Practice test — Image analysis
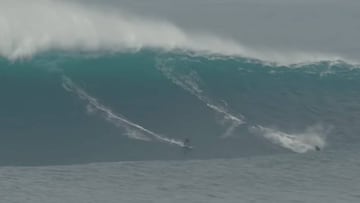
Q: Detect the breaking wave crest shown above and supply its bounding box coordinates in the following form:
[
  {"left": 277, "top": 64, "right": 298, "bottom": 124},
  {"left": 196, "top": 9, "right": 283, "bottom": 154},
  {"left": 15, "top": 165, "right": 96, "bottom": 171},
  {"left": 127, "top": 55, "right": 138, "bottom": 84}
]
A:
[{"left": 0, "top": 0, "right": 350, "bottom": 65}]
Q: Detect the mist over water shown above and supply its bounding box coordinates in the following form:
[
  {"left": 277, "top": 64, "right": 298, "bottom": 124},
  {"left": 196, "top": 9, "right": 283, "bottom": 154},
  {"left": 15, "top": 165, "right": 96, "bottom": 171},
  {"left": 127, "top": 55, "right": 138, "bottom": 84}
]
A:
[{"left": 0, "top": 0, "right": 351, "bottom": 65}]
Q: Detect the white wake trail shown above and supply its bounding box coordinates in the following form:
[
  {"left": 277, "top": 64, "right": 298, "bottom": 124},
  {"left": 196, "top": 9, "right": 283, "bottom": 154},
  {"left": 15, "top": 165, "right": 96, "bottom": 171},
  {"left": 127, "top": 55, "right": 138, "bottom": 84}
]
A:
[
  {"left": 61, "top": 75, "right": 185, "bottom": 147},
  {"left": 156, "top": 59, "right": 245, "bottom": 137}
]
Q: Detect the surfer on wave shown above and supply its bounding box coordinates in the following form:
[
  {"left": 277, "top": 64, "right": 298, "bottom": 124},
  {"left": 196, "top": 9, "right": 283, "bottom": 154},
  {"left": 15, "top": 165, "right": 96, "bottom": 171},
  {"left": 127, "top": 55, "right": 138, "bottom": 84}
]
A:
[{"left": 182, "top": 138, "right": 192, "bottom": 154}]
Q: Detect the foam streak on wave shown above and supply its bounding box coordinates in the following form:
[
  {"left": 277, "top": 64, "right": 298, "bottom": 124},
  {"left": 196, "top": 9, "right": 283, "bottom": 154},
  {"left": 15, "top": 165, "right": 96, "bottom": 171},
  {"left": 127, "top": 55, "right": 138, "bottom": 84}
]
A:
[
  {"left": 156, "top": 59, "right": 245, "bottom": 137},
  {"left": 61, "top": 75, "right": 185, "bottom": 147},
  {"left": 0, "top": 0, "right": 348, "bottom": 65}
]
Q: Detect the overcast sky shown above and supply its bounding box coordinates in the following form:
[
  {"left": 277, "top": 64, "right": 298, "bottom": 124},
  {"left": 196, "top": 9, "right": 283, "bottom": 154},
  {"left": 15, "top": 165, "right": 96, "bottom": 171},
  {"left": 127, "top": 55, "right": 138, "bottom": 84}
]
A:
[{"left": 67, "top": 0, "right": 360, "bottom": 61}]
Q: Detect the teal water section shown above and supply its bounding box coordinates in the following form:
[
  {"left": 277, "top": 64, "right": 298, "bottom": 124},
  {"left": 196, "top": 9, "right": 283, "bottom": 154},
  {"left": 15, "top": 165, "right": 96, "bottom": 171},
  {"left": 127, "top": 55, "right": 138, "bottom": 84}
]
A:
[{"left": 0, "top": 51, "right": 360, "bottom": 165}]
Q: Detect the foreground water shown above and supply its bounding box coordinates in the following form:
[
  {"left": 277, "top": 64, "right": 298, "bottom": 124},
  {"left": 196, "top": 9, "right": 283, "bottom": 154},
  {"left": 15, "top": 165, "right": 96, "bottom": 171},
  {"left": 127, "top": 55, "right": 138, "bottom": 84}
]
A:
[{"left": 1, "top": 147, "right": 359, "bottom": 203}]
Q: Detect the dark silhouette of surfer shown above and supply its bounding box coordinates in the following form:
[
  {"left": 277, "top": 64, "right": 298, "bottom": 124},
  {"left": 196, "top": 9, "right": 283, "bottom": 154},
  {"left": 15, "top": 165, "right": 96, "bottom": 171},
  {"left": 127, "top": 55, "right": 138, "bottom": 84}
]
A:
[
  {"left": 182, "top": 138, "right": 192, "bottom": 154},
  {"left": 315, "top": 145, "right": 321, "bottom": 151},
  {"left": 183, "top": 138, "right": 190, "bottom": 146}
]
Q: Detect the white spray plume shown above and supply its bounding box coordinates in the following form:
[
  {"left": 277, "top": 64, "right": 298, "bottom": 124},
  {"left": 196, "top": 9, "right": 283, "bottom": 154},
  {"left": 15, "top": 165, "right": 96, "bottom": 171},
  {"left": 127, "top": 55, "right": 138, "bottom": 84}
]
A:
[
  {"left": 0, "top": 0, "right": 349, "bottom": 65},
  {"left": 250, "top": 125, "right": 329, "bottom": 153}
]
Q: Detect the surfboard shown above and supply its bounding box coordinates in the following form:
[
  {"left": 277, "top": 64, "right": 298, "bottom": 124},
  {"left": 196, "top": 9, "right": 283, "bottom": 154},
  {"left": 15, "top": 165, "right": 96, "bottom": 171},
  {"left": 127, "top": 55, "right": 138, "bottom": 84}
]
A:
[{"left": 183, "top": 145, "right": 193, "bottom": 150}]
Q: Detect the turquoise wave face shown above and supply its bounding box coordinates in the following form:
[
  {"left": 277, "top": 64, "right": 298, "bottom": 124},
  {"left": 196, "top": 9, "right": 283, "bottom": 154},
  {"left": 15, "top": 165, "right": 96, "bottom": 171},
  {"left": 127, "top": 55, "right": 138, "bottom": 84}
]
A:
[{"left": 0, "top": 51, "right": 359, "bottom": 165}]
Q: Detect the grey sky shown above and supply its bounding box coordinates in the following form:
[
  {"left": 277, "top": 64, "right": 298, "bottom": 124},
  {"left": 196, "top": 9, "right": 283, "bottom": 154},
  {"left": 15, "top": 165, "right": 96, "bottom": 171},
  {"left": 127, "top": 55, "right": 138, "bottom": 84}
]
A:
[{"left": 69, "top": 0, "right": 360, "bottom": 61}]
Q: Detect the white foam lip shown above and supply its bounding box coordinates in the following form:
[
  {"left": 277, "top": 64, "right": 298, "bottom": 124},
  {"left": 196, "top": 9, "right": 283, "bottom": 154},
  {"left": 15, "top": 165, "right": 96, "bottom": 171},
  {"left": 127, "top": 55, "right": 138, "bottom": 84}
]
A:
[{"left": 0, "top": 0, "right": 354, "bottom": 65}]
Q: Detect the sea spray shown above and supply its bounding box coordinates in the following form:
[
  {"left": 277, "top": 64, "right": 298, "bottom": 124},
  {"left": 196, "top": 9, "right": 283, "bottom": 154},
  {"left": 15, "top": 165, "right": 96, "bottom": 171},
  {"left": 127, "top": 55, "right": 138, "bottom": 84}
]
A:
[
  {"left": 249, "top": 125, "right": 328, "bottom": 153},
  {"left": 0, "top": 0, "right": 346, "bottom": 65}
]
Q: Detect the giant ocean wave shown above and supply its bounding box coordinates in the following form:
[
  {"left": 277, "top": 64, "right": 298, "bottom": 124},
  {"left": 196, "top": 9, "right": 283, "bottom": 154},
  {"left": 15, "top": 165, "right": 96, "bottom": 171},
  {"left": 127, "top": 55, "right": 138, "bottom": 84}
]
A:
[
  {"left": 1, "top": 51, "right": 360, "bottom": 165},
  {"left": 1, "top": 0, "right": 360, "bottom": 166}
]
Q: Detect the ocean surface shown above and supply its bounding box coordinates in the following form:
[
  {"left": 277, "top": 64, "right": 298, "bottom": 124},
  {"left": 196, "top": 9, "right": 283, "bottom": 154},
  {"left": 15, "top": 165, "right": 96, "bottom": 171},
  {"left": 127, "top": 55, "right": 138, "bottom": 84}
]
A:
[
  {"left": 1, "top": 1, "right": 360, "bottom": 202},
  {"left": 1, "top": 150, "right": 359, "bottom": 203}
]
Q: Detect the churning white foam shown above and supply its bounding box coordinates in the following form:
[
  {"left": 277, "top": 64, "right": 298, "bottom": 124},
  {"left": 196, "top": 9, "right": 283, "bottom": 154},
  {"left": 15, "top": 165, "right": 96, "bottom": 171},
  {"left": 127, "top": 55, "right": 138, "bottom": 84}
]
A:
[
  {"left": 61, "top": 75, "right": 185, "bottom": 147},
  {"left": 0, "top": 0, "right": 349, "bottom": 65},
  {"left": 250, "top": 125, "right": 328, "bottom": 153}
]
